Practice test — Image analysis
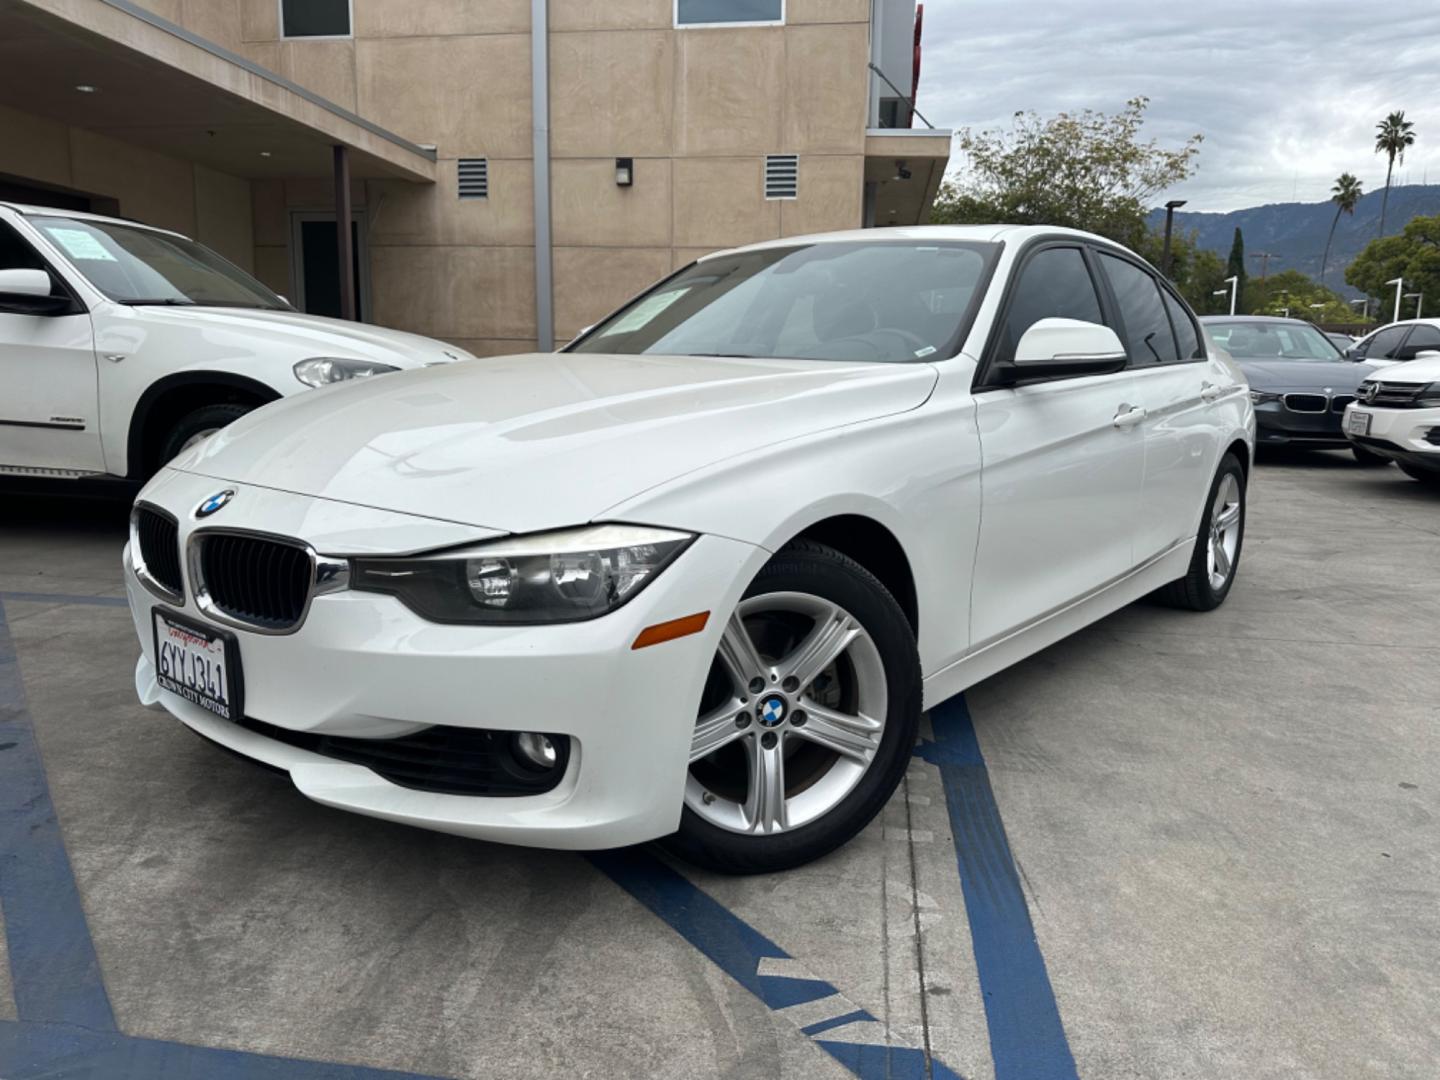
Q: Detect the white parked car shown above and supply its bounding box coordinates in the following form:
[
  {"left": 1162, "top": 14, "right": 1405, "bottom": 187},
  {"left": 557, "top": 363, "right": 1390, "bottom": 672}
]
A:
[
  {"left": 1342, "top": 318, "right": 1440, "bottom": 368},
  {"left": 0, "top": 203, "right": 471, "bottom": 482},
  {"left": 124, "top": 226, "right": 1255, "bottom": 873},
  {"left": 1343, "top": 353, "right": 1440, "bottom": 486}
]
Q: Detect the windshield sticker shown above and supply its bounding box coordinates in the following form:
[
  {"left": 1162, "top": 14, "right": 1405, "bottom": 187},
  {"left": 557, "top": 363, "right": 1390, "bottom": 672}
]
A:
[
  {"left": 914, "top": 345, "right": 937, "bottom": 357},
  {"left": 44, "top": 228, "right": 117, "bottom": 262},
  {"left": 605, "top": 288, "right": 688, "bottom": 334}
]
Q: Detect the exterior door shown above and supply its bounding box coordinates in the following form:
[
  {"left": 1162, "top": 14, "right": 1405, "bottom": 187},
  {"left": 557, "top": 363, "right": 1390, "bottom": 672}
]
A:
[
  {"left": 289, "top": 210, "right": 369, "bottom": 320},
  {"left": 969, "top": 244, "right": 1146, "bottom": 647},
  {"left": 1094, "top": 251, "right": 1215, "bottom": 563},
  {"left": 0, "top": 218, "right": 101, "bottom": 473}
]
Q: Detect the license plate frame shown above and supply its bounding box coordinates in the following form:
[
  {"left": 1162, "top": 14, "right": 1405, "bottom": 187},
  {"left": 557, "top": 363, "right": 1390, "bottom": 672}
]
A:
[
  {"left": 1346, "top": 410, "right": 1371, "bottom": 437},
  {"left": 152, "top": 607, "right": 244, "bottom": 722}
]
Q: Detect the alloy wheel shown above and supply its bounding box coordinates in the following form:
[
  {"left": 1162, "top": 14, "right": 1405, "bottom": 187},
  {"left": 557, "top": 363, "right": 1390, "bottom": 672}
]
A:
[
  {"left": 685, "top": 592, "right": 888, "bottom": 836},
  {"left": 1207, "top": 473, "right": 1242, "bottom": 591}
]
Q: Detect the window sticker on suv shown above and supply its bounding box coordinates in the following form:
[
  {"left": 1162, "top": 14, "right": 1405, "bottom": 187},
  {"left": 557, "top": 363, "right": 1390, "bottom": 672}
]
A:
[{"left": 44, "top": 227, "right": 117, "bottom": 262}]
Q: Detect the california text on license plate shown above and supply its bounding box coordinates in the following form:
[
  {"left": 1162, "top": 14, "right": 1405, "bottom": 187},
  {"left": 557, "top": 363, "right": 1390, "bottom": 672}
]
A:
[
  {"left": 1346, "top": 411, "right": 1371, "bottom": 436},
  {"left": 152, "top": 609, "right": 242, "bottom": 721}
]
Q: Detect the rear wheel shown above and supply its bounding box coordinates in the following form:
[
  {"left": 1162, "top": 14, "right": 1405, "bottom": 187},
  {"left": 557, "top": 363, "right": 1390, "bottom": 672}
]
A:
[
  {"left": 1398, "top": 461, "right": 1440, "bottom": 488},
  {"left": 158, "top": 403, "right": 253, "bottom": 466},
  {"left": 1352, "top": 445, "right": 1391, "bottom": 467},
  {"left": 666, "top": 541, "right": 921, "bottom": 875},
  {"left": 1157, "top": 453, "right": 1246, "bottom": 611}
]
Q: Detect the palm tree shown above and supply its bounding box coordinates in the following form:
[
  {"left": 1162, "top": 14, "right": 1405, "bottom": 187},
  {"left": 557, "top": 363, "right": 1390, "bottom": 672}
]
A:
[
  {"left": 1320, "top": 173, "right": 1363, "bottom": 285},
  {"left": 1374, "top": 110, "right": 1416, "bottom": 238}
]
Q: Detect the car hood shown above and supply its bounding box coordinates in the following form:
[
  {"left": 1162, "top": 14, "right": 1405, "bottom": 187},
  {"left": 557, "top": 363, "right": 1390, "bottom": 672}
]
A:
[
  {"left": 1361, "top": 355, "right": 1440, "bottom": 385},
  {"left": 116, "top": 304, "right": 475, "bottom": 368},
  {"left": 170, "top": 352, "right": 939, "bottom": 535},
  {"left": 1235, "top": 359, "right": 1376, "bottom": 391}
]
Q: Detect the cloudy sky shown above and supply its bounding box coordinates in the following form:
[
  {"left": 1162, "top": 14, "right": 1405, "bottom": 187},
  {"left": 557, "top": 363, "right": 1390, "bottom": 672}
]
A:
[{"left": 917, "top": 0, "right": 1440, "bottom": 212}]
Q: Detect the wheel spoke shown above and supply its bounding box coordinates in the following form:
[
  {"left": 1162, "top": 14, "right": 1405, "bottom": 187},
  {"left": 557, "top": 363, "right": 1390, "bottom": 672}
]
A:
[
  {"left": 1215, "top": 503, "right": 1241, "bottom": 531},
  {"left": 717, "top": 612, "right": 769, "bottom": 690},
  {"left": 743, "top": 734, "right": 787, "bottom": 834},
  {"left": 1212, "top": 539, "right": 1232, "bottom": 579},
  {"left": 690, "top": 700, "right": 746, "bottom": 762},
  {"left": 794, "top": 702, "right": 882, "bottom": 762},
  {"left": 779, "top": 603, "right": 861, "bottom": 690}
]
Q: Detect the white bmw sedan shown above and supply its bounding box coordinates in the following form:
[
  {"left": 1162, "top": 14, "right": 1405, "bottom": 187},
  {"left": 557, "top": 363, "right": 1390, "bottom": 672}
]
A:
[{"left": 124, "top": 226, "right": 1254, "bottom": 873}]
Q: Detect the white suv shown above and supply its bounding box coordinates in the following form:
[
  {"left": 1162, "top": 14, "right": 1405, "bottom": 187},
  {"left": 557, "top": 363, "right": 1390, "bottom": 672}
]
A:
[
  {"left": 1344, "top": 353, "right": 1440, "bottom": 486},
  {"left": 0, "top": 203, "right": 473, "bottom": 482}
]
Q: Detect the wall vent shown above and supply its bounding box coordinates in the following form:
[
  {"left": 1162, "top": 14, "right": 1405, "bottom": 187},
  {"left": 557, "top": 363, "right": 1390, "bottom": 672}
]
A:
[
  {"left": 764, "top": 154, "right": 799, "bottom": 200},
  {"left": 458, "top": 158, "right": 489, "bottom": 199}
]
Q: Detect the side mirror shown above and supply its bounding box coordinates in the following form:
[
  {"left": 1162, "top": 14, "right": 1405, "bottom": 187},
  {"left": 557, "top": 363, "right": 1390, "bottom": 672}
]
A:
[
  {"left": 1001, "top": 318, "right": 1128, "bottom": 382},
  {"left": 0, "top": 268, "right": 73, "bottom": 316}
]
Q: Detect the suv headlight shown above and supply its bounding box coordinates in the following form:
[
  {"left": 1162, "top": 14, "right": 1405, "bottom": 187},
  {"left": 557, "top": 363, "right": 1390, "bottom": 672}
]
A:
[
  {"left": 293, "top": 357, "right": 399, "bottom": 387},
  {"left": 350, "top": 524, "right": 695, "bottom": 624},
  {"left": 1249, "top": 390, "right": 1280, "bottom": 404},
  {"left": 1417, "top": 381, "right": 1440, "bottom": 407}
]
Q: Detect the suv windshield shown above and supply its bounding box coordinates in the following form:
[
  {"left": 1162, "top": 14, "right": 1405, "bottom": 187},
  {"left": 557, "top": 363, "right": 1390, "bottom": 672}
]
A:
[
  {"left": 27, "top": 215, "right": 290, "bottom": 310},
  {"left": 569, "top": 241, "right": 997, "bottom": 363},
  {"left": 1204, "top": 320, "right": 1342, "bottom": 361}
]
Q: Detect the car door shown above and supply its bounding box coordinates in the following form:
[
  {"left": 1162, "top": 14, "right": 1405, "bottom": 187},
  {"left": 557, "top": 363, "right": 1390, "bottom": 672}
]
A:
[
  {"left": 1094, "top": 250, "right": 1216, "bottom": 564},
  {"left": 969, "top": 242, "right": 1145, "bottom": 648},
  {"left": 0, "top": 217, "right": 102, "bottom": 474}
]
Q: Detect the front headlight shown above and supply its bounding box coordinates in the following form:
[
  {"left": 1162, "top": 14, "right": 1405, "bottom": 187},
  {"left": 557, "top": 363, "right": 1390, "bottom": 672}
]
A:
[
  {"left": 1249, "top": 390, "right": 1280, "bottom": 405},
  {"left": 1416, "top": 381, "right": 1440, "bottom": 407},
  {"left": 350, "top": 523, "right": 695, "bottom": 624},
  {"left": 293, "top": 357, "right": 399, "bottom": 387}
]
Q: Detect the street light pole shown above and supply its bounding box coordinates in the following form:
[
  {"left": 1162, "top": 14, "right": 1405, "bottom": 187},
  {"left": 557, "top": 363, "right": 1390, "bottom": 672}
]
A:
[
  {"left": 1161, "top": 198, "right": 1187, "bottom": 278},
  {"left": 1386, "top": 277, "right": 1405, "bottom": 323},
  {"left": 1405, "top": 291, "right": 1424, "bottom": 318},
  {"left": 1223, "top": 275, "right": 1239, "bottom": 316}
]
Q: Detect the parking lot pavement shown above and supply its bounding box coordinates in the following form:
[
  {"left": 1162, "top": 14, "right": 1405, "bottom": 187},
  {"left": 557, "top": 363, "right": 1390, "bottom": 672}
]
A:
[{"left": 1, "top": 454, "right": 1436, "bottom": 1079}]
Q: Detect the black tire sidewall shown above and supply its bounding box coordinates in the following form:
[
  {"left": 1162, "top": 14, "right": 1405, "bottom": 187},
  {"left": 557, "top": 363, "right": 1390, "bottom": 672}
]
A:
[
  {"left": 159, "top": 404, "right": 253, "bottom": 466},
  {"left": 667, "top": 543, "right": 921, "bottom": 874}
]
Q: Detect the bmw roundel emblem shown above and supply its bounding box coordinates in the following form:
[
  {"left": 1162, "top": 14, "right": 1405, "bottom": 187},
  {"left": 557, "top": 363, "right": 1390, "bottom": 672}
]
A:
[
  {"left": 757, "top": 694, "right": 788, "bottom": 728},
  {"left": 195, "top": 489, "right": 235, "bottom": 518}
]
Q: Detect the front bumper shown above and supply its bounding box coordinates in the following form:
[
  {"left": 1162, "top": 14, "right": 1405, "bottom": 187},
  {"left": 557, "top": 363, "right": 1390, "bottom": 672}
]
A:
[
  {"left": 126, "top": 470, "right": 766, "bottom": 849},
  {"left": 1342, "top": 403, "right": 1440, "bottom": 471},
  {"left": 1252, "top": 398, "right": 1350, "bottom": 447}
]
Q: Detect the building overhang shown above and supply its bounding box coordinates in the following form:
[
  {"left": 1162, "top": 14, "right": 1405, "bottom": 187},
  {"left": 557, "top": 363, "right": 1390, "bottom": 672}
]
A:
[
  {"left": 0, "top": 0, "right": 437, "bottom": 183},
  {"left": 865, "top": 129, "right": 951, "bottom": 226}
]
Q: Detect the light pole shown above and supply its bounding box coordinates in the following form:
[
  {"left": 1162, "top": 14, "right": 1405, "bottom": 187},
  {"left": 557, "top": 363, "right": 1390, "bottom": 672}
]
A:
[
  {"left": 1161, "top": 198, "right": 1187, "bottom": 278},
  {"left": 1309, "top": 302, "right": 1325, "bottom": 324},
  {"left": 1221, "top": 275, "right": 1239, "bottom": 316},
  {"left": 1405, "top": 291, "right": 1424, "bottom": 318},
  {"left": 1386, "top": 277, "right": 1405, "bottom": 322}
]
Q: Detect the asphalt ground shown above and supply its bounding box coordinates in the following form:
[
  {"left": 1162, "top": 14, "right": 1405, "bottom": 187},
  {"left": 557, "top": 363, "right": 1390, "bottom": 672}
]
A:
[{"left": 0, "top": 449, "right": 1435, "bottom": 1079}]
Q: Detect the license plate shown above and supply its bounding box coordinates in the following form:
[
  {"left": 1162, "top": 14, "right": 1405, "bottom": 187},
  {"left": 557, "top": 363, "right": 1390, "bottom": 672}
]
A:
[
  {"left": 1346, "top": 411, "right": 1371, "bottom": 436},
  {"left": 152, "top": 609, "right": 243, "bottom": 722}
]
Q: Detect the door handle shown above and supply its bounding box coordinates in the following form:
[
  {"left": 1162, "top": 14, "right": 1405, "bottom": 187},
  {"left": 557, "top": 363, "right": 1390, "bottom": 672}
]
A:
[
  {"left": 1200, "top": 382, "right": 1222, "bottom": 402},
  {"left": 1113, "top": 404, "right": 1147, "bottom": 429}
]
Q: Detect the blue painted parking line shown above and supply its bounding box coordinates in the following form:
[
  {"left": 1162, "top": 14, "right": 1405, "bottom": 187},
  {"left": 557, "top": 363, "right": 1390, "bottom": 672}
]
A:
[
  {"left": 917, "top": 696, "right": 1080, "bottom": 1080},
  {"left": 591, "top": 850, "right": 967, "bottom": 1080}
]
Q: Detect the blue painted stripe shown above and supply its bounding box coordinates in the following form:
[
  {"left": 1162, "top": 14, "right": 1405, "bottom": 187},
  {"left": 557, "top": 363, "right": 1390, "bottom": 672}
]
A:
[
  {"left": 0, "top": 601, "right": 117, "bottom": 1032},
  {"left": 590, "top": 850, "right": 967, "bottom": 1080},
  {"left": 917, "top": 695, "right": 1079, "bottom": 1080},
  {"left": 0, "top": 591, "right": 129, "bottom": 609},
  {"left": 800, "top": 1008, "right": 874, "bottom": 1036},
  {"left": 0, "top": 1020, "right": 454, "bottom": 1080}
]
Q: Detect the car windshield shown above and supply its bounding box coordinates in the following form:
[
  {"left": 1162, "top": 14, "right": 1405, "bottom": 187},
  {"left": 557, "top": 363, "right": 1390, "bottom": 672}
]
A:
[
  {"left": 569, "top": 241, "right": 997, "bottom": 363},
  {"left": 1203, "top": 321, "right": 1342, "bottom": 361},
  {"left": 27, "top": 215, "right": 290, "bottom": 310}
]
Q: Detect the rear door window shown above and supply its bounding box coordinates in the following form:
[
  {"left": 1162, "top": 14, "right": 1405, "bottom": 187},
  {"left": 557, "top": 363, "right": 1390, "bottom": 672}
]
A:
[
  {"left": 1359, "top": 325, "right": 1408, "bottom": 359},
  {"left": 1161, "top": 289, "right": 1203, "bottom": 360},
  {"left": 1398, "top": 323, "right": 1440, "bottom": 358}
]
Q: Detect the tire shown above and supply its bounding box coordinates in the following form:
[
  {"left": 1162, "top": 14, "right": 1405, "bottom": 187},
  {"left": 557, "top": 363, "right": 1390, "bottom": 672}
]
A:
[
  {"left": 665, "top": 540, "right": 921, "bottom": 875},
  {"left": 158, "top": 403, "right": 253, "bottom": 466},
  {"left": 1352, "top": 445, "right": 1391, "bottom": 467},
  {"left": 1156, "top": 453, "right": 1246, "bottom": 612},
  {"left": 1397, "top": 461, "right": 1440, "bottom": 488}
]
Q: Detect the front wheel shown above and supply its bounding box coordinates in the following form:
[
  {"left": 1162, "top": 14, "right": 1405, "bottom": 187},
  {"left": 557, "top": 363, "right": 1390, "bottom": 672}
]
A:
[
  {"left": 1156, "top": 453, "right": 1246, "bottom": 611},
  {"left": 665, "top": 541, "right": 921, "bottom": 875},
  {"left": 158, "top": 403, "right": 254, "bottom": 467}
]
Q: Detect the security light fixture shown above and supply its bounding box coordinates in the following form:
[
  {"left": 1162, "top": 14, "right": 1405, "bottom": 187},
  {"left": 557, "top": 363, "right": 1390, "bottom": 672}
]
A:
[
  {"left": 260, "top": 151, "right": 272, "bottom": 158},
  {"left": 892, "top": 160, "right": 912, "bottom": 181},
  {"left": 615, "top": 157, "right": 634, "bottom": 187},
  {"left": 74, "top": 84, "right": 97, "bottom": 93}
]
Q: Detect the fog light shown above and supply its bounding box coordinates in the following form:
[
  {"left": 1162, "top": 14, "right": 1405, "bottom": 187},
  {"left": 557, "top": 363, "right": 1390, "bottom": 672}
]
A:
[{"left": 513, "top": 731, "right": 558, "bottom": 770}]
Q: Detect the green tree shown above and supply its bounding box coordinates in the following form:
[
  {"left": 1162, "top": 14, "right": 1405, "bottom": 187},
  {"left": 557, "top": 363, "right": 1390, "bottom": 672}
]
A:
[
  {"left": 1374, "top": 110, "right": 1417, "bottom": 238},
  {"left": 1225, "top": 227, "right": 1247, "bottom": 312},
  {"left": 1247, "top": 269, "right": 1354, "bottom": 323},
  {"left": 929, "top": 97, "right": 1202, "bottom": 248},
  {"left": 1346, "top": 213, "right": 1440, "bottom": 321},
  {"left": 1320, "top": 173, "right": 1363, "bottom": 286}
]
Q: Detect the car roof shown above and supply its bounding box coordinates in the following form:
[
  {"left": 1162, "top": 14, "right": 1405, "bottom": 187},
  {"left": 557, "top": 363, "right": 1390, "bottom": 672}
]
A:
[
  {"left": 0, "top": 202, "right": 186, "bottom": 239},
  {"left": 1199, "top": 315, "right": 1319, "bottom": 325},
  {"left": 699, "top": 224, "right": 1132, "bottom": 261}
]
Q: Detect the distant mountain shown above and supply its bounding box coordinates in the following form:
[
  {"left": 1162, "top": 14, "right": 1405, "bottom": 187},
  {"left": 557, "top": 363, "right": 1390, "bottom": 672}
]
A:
[{"left": 1147, "top": 185, "right": 1440, "bottom": 297}]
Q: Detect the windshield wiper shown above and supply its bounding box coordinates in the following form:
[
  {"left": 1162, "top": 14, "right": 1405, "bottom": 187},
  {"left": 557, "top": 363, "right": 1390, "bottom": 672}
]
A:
[
  {"left": 682, "top": 351, "right": 761, "bottom": 359},
  {"left": 123, "top": 298, "right": 197, "bottom": 306}
]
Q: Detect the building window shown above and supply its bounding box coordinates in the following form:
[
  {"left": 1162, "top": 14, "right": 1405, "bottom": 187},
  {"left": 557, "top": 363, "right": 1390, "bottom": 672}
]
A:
[
  {"left": 280, "top": 0, "right": 352, "bottom": 39},
  {"left": 675, "top": 0, "right": 784, "bottom": 27}
]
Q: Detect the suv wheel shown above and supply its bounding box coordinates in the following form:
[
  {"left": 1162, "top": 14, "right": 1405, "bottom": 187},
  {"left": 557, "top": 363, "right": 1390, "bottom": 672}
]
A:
[
  {"left": 666, "top": 541, "right": 921, "bottom": 874},
  {"left": 158, "top": 403, "right": 254, "bottom": 466}
]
